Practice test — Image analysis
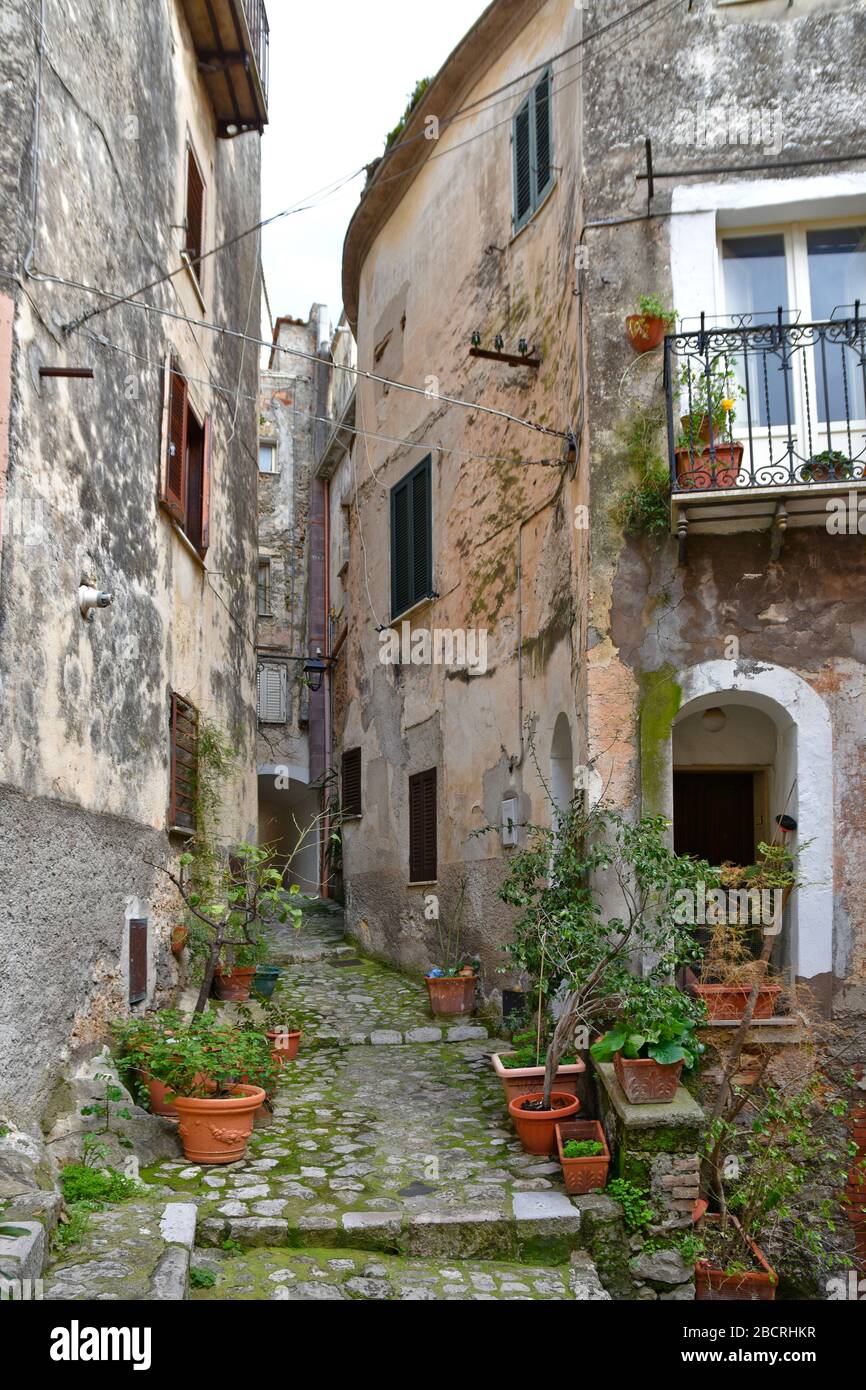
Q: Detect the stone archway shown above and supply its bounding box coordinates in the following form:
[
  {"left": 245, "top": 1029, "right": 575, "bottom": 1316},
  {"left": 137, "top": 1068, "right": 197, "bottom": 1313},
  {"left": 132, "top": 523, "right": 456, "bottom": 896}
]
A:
[{"left": 550, "top": 712, "right": 574, "bottom": 833}]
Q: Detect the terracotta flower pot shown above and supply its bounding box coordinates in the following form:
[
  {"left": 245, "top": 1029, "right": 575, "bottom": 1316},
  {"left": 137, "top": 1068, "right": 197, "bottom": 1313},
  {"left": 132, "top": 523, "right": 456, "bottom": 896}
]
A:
[
  {"left": 267, "top": 1028, "right": 301, "bottom": 1065},
  {"left": 173, "top": 1084, "right": 265, "bottom": 1164},
  {"left": 675, "top": 442, "right": 743, "bottom": 490},
  {"left": 425, "top": 974, "right": 475, "bottom": 1017},
  {"left": 695, "top": 1214, "right": 777, "bottom": 1301},
  {"left": 212, "top": 965, "right": 257, "bottom": 1002},
  {"left": 507, "top": 1090, "right": 580, "bottom": 1155},
  {"left": 141, "top": 1072, "right": 179, "bottom": 1119},
  {"left": 613, "top": 1051, "right": 683, "bottom": 1104},
  {"left": 491, "top": 1052, "right": 585, "bottom": 1104},
  {"left": 170, "top": 925, "right": 188, "bottom": 958},
  {"left": 556, "top": 1120, "right": 610, "bottom": 1195},
  {"left": 626, "top": 314, "right": 667, "bottom": 352},
  {"left": 690, "top": 982, "right": 782, "bottom": 1022}
]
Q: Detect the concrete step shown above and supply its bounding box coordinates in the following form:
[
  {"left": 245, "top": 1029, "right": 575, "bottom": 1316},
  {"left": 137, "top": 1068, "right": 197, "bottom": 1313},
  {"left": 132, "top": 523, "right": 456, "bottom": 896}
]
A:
[
  {"left": 42, "top": 1199, "right": 196, "bottom": 1301},
  {"left": 188, "top": 1244, "right": 610, "bottom": 1301}
]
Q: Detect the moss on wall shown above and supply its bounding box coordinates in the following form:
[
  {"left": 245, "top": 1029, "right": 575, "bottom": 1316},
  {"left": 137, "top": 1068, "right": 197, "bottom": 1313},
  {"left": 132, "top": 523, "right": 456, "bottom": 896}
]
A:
[{"left": 638, "top": 666, "right": 681, "bottom": 814}]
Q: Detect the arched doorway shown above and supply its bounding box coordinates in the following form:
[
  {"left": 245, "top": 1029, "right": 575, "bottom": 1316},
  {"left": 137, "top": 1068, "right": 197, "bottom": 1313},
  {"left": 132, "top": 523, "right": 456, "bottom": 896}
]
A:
[
  {"left": 550, "top": 713, "right": 573, "bottom": 832},
  {"left": 661, "top": 662, "right": 833, "bottom": 1000}
]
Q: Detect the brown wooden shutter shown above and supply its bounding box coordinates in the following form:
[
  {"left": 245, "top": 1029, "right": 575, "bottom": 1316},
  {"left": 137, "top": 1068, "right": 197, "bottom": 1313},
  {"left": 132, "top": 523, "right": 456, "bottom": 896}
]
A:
[
  {"left": 409, "top": 767, "right": 437, "bottom": 882},
  {"left": 129, "top": 918, "right": 148, "bottom": 1004},
  {"left": 163, "top": 360, "right": 188, "bottom": 524},
  {"left": 200, "top": 413, "right": 211, "bottom": 556},
  {"left": 342, "top": 747, "right": 362, "bottom": 817},
  {"left": 186, "top": 146, "right": 205, "bottom": 278},
  {"left": 168, "top": 692, "right": 198, "bottom": 830}
]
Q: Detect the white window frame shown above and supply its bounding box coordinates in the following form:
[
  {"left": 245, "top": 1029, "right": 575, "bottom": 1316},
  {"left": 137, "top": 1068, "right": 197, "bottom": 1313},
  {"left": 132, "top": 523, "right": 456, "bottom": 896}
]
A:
[{"left": 258, "top": 439, "right": 277, "bottom": 473}]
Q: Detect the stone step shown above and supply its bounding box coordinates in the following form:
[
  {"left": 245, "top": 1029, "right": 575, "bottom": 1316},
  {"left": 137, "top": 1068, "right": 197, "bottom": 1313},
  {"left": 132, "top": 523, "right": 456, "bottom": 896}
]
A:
[
  {"left": 42, "top": 1199, "right": 196, "bottom": 1301},
  {"left": 188, "top": 1244, "right": 610, "bottom": 1301}
]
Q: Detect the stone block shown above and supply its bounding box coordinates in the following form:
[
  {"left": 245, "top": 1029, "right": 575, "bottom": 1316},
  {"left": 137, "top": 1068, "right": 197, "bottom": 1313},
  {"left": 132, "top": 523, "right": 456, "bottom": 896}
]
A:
[
  {"left": 446, "top": 1025, "right": 488, "bottom": 1042},
  {"left": 404, "top": 1027, "right": 442, "bottom": 1043},
  {"left": 405, "top": 1208, "right": 513, "bottom": 1260},
  {"left": 369, "top": 1031, "right": 402, "bottom": 1045},
  {"left": 158, "top": 1202, "right": 196, "bottom": 1249}
]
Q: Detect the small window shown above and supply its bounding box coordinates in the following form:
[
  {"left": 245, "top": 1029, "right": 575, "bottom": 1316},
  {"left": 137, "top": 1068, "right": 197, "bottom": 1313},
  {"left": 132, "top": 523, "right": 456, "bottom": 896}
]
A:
[
  {"left": 259, "top": 440, "right": 277, "bottom": 473},
  {"left": 342, "top": 747, "right": 362, "bottom": 817},
  {"left": 168, "top": 692, "right": 198, "bottom": 831},
  {"left": 409, "top": 767, "right": 437, "bottom": 883},
  {"left": 257, "top": 559, "right": 271, "bottom": 616},
  {"left": 512, "top": 69, "right": 553, "bottom": 233},
  {"left": 185, "top": 144, "right": 205, "bottom": 289},
  {"left": 161, "top": 358, "right": 211, "bottom": 557},
  {"left": 257, "top": 663, "right": 287, "bottom": 723},
  {"left": 390, "top": 455, "right": 432, "bottom": 619}
]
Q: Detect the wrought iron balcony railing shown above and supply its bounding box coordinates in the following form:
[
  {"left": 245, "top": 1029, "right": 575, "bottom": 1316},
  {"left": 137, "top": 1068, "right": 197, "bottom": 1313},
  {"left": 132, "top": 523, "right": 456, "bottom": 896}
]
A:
[
  {"left": 242, "top": 0, "right": 269, "bottom": 104},
  {"left": 180, "top": 0, "right": 269, "bottom": 135},
  {"left": 664, "top": 310, "right": 866, "bottom": 494}
]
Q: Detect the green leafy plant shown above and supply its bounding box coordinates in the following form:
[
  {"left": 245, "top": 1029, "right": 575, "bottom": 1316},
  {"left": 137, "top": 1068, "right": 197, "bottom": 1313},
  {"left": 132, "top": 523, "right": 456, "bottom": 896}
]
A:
[
  {"left": 190, "top": 1265, "right": 217, "bottom": 1289},
  {"left": 677, "top": 356, "right": 745, "bottom": 447},
  {"left": 562, "top": 1139, "right": 604, "bottom": 1158},
  {"left": 114, "top": 1009, "right": 278, "bottom": 1101},
  {"left": 590, "top": 982, "right": 706, "bottom": 1070},
  {"left": 613, "top": 402, "right": 671, "bottom": 541},
  {"left": 800, "top": 449, "right": 852, "bottom": 482},
  {"left": 608, "top": 1178, "right": 656, "bottom": 1232},
  {"left": 384, "top": 76, "right": 432, "bottom": 150},
  {"left": 59, "top": 1163, "right": 140, "bottom": 1205},
  {"left": 633, "top": 294, "right": 676, "bottom": 329},
  {"left": 78, "top": 1074, "right": 133, "bottom": 1151}
]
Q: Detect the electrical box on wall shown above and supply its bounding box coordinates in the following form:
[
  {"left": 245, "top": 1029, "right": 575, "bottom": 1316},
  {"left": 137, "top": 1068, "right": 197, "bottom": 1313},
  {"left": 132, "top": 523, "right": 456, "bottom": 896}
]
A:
[{"left": 501, "top": 797, "right": 518, "bottom": 848}]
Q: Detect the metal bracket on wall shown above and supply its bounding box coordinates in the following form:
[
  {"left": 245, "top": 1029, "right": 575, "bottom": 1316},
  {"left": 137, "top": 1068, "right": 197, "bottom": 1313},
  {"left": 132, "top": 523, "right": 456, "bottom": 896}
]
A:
[
  {"left": 770, "top": 499, "right": 788, "bottom": 561},
  {"left": 469, "top": 347, "right": 542, "bottom": 369},
  {"left": 676, "top": 510, "right": 688, "bottom": 567}
]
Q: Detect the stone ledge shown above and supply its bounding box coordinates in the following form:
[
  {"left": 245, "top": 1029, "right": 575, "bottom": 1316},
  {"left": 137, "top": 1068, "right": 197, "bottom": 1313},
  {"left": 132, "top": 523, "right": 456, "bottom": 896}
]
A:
[{"left": 594, "top": 1062, "right": 705, "bottom": 1132}]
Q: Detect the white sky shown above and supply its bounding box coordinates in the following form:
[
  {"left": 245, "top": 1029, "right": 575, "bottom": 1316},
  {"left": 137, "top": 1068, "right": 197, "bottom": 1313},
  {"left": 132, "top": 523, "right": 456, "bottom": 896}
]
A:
[{"left": 259, "top": 0, "right": 490, "bottom": 339}]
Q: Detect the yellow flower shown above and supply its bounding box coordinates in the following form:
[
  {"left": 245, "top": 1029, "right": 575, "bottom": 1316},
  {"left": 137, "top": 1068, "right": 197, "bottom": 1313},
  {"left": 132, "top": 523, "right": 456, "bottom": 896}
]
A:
[{"left": 721, "top": 398, "right": 736, "bottom": 412}]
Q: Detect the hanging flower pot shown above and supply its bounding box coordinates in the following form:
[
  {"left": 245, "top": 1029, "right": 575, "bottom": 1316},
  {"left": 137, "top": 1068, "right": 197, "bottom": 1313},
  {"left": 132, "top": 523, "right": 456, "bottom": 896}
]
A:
[
  {"left": 212, "top": 965, "right": 257, "bottom": 1002},
  {"left": 626, "top": 315, "right": 667, "bottom": 352},
  {"left": 425, "top": 974, "right": 475, "bottom": 1017},
  {"left": 507, "top": 1090, "right": 580, "bottom": 1155},
  {"left": 173, "top": 1085, "right": 265, "bottom": 1164}
]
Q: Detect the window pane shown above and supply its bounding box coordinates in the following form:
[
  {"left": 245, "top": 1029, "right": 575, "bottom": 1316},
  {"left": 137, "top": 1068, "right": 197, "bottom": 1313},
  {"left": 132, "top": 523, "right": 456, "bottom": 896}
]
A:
[
  {"left": 807, "top": 227, "right": 866, "bottom": 423},
  {"left": 722, "top": 235, "right": 789, "bottom": 427},
  {"left": 259, "top": 442, "right": 276, "bottom": 472},
  {"left": 257, "top": 561, "right": 270, "bottom": 614}
]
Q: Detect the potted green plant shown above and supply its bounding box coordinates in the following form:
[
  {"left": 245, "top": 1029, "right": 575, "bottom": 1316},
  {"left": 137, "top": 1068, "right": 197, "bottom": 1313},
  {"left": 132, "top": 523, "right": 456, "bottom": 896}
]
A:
[
  {"left": 491, "top": 1027, "right": 586, "bottom": 1104},
  {"left": 425, "top": 880, "right": 478, "bottom": 1016},
  {"left": 112, "top": 1010, "right": 188, "bottom": 1118},
  {"left": 675, "top": 357, "right": 745, "bottom": 489},
  {"left": 507, "top": 1089, "right": 581, "bottom": 1155},
  {"left": 555, "top": 1120, "right": 610, "bottom": 1194},
  {"left": 625, "top": 294, "right": 676, "bottom": 352},
  {"left": 799, "top": 448, "right": 852, "bottom": 483},
  {"left": 590, "top": 983, "right": 706, "bottom": 1105}
]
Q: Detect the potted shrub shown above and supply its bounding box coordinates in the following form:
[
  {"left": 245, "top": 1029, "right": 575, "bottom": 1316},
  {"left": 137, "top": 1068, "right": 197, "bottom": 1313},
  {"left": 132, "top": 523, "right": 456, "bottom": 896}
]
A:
[
  {"left": 800, "top": 448, "right": 852, "bottom": 483},
  {"left": 491, "top": 1027, "right": 586, "bottom": 1103},
  {"left": 675, "top": 357, "right": 745, "bottom": 489},
  {"left": 425, "top": 880, "right": 478, "bottom": 1016},
  {"left": 508, "top": 1089, "right": 581, "bottom": 1155},
  {"left": 556, "top": 1120, "right": 610, "bottom": 1194},
  {"left": 625, "top": 294, "right": 676, "bottom": 352},
  {"left": 590, "top": 984, "right": 706, "bottom": 1104},
  {"left": 252, "top": 964, "right": 283, "bottom": 999},
  {"left": 212, "top": 941, "right": 265, "bottom": 1002},
  {"left": 112, "top": 1011, "right": 187, "bottom": 1119}
]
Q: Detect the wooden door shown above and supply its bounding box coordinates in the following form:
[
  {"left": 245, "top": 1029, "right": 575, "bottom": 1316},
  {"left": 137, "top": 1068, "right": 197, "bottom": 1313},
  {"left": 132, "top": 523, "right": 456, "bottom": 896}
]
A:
[{"left": 673, "top": 771, "right": 756, "bottom": 866}]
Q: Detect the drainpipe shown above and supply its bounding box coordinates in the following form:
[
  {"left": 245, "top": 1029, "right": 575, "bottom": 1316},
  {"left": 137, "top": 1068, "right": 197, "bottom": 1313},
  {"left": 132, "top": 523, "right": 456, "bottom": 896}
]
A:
[{"left": 320, "top": 476, "right": 331, "bottom": 897}]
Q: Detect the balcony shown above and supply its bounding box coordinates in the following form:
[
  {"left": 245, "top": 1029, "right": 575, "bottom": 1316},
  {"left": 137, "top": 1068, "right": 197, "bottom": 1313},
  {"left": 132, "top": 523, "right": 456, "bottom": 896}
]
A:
[
  {"left": 664, "top": 311, "right": 866, "bottom": 555},
  {"left": 180, "top": 0, "right": 269, "bottom": 137}
]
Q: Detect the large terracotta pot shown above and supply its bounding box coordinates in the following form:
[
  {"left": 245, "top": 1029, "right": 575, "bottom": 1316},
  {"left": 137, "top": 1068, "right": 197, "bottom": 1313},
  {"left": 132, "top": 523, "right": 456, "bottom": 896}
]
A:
[
  {"left": 626, "top": 314, "right": 667, "bottom": 352},
  {"left": 425, "top": 974, "right": 475, "bottom": 1017},
  {"left": 267, "top": 1028, "right": 301, "bottom": 1065},
  {"left": 212, "top": 965, "right": 257, "bottom": 1002},
  {"left": 613, "top": 1051, "right": 683, "bottom": 1105},
  {"left": 691, "top": 982, "right": 782, "bottom": 1022},
  {"left": 173, "top": 1085, "right": 265, "bottom": 1164},
  {"left": 556, "top": 1120, "right": 610, "bottom": 1195},
  {"left": 675, "top": 442, "right": 743, "bottom": 490},
  {"left": 491, "top": 1052, "right": 585, "bottom": 1104},
  {"left": 507, "top": 1090, "right": 580, "bottom": 1155},
  {"left": 695, "top": 1215, "right": 777, "bottom": 1301}
]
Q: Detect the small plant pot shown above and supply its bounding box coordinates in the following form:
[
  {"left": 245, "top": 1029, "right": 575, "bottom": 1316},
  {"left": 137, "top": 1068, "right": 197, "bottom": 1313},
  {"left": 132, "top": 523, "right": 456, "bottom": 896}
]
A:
[
  {"left": 556, "top": 1120, "right": 610, "bottom": 1194},
  {"left": 695, "top": 1214, "right": 777, "bottom": 1301},
  {"left": 141, "top": 1072, "right": 179, "bottom": 1119},
  {"left": 173, "top": 1085, "right": 265, "bottom": 1164},
  {"left": 170, "top": 925, "right": 188, "bottom": 958},
  {"left": 507, "top": 1090, "right": 580, "bottom": 1155},
  {"left": 253, "top": 965, "right": 282, "bottom": 999},
  {"left": 613, "top": 1051, "right": 683, "bottom": 1105},
  {"left": 626, "top": 315, "right": 667, "bottom": 352},
  {"left": 267, "top": 1028, "right": 301, "bottom": 1065},
  {"left": 675, "top": 442, "right": 743, "bottom": 490},
  {"left": 426, "top": 974, "right": 475, "bottom": 1017},
  {"left": 690, "top": 982, "right": 782, "bottom": 1022},
  {"left": 212, "top": 965, "right": 257, "bottom": 1002},
  {"left": 491, "top": 1052, "right": 585, "bottom": 1105}
]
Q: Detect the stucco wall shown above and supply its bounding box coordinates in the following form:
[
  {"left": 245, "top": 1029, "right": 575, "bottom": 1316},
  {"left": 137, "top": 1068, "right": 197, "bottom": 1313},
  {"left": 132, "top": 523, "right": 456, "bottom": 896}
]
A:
[{"left": 0, "top": 0, "right": 260, "bottom": 1121}]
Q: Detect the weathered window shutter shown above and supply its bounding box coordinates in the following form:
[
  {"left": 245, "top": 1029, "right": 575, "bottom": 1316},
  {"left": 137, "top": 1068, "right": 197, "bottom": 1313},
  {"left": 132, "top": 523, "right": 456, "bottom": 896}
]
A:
[
  {"left": 200, "top": 414, "right": 211, "bottom": 556},
  {"left": 534, "top": 71, "right": 552, "bottom": 200},
  {"left": 186, "top": 146, "right": 205, "bottom": 278},
  {"left": 163, "top": 360, "right": 188, "bottom": 524},
  {"left": 409, "top": 767, "right": 437, "bottom": 882},
  {"left": 129, "top": 918, "right": 148, "bottom": 1004},
  {"left": 411, "top": 461, "right": 431, "bottom": 602},
  {"left": 390, "top": 477, "right": 411, "bottom": 617},
  {"left": 513, "top": 99, "right": 532, "bottom": 227},
  {"left": 342, "top": 747, "right": 362, "bottom": 817},
  {"left": 257, "top": 664, "right": 286, "bottom": 723},
  {"left": 168, "top": 692, "right": 198, "bottom": 829}
]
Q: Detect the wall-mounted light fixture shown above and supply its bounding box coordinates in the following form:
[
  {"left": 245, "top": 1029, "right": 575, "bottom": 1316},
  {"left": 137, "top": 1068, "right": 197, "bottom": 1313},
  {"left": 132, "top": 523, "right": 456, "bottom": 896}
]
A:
[{"left": 702, "top": 706, "right": 727, "bottom": 734}]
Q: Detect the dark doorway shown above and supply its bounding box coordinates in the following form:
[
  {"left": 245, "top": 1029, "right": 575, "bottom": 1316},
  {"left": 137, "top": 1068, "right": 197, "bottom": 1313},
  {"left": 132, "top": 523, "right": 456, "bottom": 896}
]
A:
[{"left": 673, "top": 771, "right": 756, "bottom": 865}]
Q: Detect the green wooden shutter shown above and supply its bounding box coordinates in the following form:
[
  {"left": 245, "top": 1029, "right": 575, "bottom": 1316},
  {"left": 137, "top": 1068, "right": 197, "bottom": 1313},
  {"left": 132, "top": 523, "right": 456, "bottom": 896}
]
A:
[
  {"left": 411, "top": 459, "right": 431, "bottom": 604},
  {"left": 513, "top": 98, "right": 532, "bottom": 228},
  {"left": 534, "top": 71, "right": 552, "bottom": 201},
  {"left": 391, "top": 478, "right": 411, "bottom": 617},
  {"left": 342, "top": 747, "right": 362, "bottom": 817},
  {"left": 390, "top": 456, "right": 432, "bottom": 618}
]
